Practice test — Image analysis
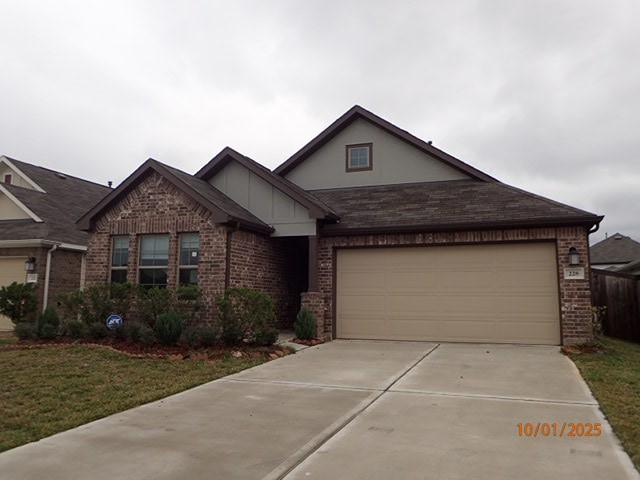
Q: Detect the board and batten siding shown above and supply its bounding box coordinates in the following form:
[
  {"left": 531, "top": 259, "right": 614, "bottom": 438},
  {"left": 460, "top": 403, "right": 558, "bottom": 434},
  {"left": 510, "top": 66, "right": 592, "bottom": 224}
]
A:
[
  {"left": 284, "top": 118, "right": 470, "bottom": 190},
  {"left": 209, "top": 161, "right": 316, "bottom": 237}
]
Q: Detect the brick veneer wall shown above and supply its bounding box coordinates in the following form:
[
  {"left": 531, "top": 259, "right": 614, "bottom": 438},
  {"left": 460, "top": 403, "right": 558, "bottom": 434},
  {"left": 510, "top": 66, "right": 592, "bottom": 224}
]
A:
[
  {"left": 85, "top": 172, "right": 228, "bottom": 322},
  {"left": 48, "top": 249, "right": 83, "bottom": 308},
  {"left": 228, "top": 231, "right": 299, "bottom": 327},
  {"left": 315, "top": 226, "right": 593, "bottom": 345}
]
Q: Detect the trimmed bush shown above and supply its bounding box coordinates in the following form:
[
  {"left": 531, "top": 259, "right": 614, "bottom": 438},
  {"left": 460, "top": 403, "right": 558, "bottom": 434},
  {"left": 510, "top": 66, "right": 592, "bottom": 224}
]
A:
[
  {"left": 180, "top": 325, "right": 219, "bottom": 348},
  {"left": 199, "top": 325, "right": 218, "bottom": 347},
  {"left": 14, "top": 322, "right": 36, "bottom": 340},
  {"left": 123, "top": 321, "right": 144, "bottom": 343},
  {"left": 294, "top": 308, "right": 316, "bottom": 340},
  {"left": 136, "top": 287, "right": 175, "bottom": 326},
  {"left": 0, "top": 282, "right": 37, "bottom": 324},
  {"left": 87, "top": 322, "right": 108, "bottom": 340},
  {"left": 216, "top": 288, "right": 277, "bottom": 346},
  {"left": 37, "top": 307, "right": 60, "bottom": 338},
  {"left": 138, "top": 323, "right": 156, "bottom": 346},
  {"left": 154, "top": 311, "right": 184, "bottom": 346},
  {"left": 65, "top": 319, "right": 87, "bottom": 339}
]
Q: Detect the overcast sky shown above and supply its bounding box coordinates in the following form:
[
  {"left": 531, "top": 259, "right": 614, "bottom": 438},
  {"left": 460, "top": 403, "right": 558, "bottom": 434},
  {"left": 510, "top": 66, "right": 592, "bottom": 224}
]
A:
[{"left": 1, "top": 1, "right": 638, "bottom": 242}]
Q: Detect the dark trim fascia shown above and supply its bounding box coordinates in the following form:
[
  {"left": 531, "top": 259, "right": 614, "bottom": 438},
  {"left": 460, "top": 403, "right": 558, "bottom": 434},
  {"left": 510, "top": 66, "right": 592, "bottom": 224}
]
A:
[
  {"left": 196, "top": 147, "right": 338, "bottom": 220},
  {"left": 318, "top": 216, "right": 604, "bottom": 237},
  {"left": 345, "top": 143, "right": 373, "bottom": 172},
  {"left": 274, "top": 105, "right": 498, "bottom": 182},
  {"left": 76, "top": 159, "right": 272, "bottom": 234}
]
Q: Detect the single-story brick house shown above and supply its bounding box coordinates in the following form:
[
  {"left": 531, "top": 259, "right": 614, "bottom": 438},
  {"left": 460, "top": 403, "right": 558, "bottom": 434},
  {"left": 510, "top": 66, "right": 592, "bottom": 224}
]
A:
[
  {"left": 0, "top": 156, "right": 111, "bottom": 329},
  {"left": 77, "top": 106, "right": 603, "bottom": 345}
]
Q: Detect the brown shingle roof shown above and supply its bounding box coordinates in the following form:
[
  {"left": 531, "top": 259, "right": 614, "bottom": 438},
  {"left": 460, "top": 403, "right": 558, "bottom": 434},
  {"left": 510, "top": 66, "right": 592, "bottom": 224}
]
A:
[
  {"left": 310, "top": 180, "right": 602, "bottom": 234},
  {"left": 590, "top": 233, "right": 640, "bottom": 265},
  {"left": 0, "top": 158, "right": 111, "bottom": 244}
]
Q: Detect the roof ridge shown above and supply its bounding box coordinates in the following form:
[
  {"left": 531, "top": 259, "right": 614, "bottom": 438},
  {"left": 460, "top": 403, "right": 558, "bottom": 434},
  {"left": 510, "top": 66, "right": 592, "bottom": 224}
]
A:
[{"left": 5, "top": 155, "right": 111, "bottom": 190}]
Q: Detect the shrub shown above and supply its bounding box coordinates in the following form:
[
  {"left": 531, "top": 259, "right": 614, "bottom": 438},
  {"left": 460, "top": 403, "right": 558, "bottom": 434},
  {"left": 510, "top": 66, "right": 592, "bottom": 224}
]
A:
[
  {"left": 138, "top": 323, "right": 156, "bottom": 346},
  {"left": 56, "top": 290, "right": 84, "bottom": 324},
  {"left": 216, "top": 288, "right": 276, "bottom": 346},
  {"left": 65, "top": 319, "right": 87, "bottom": 339},
  {"left": 294, "top": 308, "right": 316, "bottom": 340},
  {"left": 199, "top": 325, "right": 218, "bottom": 347},
  {"left": 37, "top": 307, "right": 60, "bottom": 338},
  {"left": 180, "top": 325, "right": 219, "bottom": 348},
  {"left": 154, "top": 311, "right": 184, "bottom": 345},
  {"left": 14, "top": 322, "right": 36, "bottom": 340},
  {"left": 176, "top": 286, "right": 203, "bottom": 322},
  {"left": 123, "top": 321, "right": 144, "bottom": 343},
  {"left": 0, "top": 282, "right": 37, "bottom": 324},
  {"left": 254, "top": 326, "right": 278, "bottom": 346},
  {"left": 136, "top": 287, "right": 175, "bottom": 326},
  {"left": 87, "top": 322, "right": 108, "bottom": 340},
  {"left": 81, "top": 285, "right": 113, "bottom": 325}
]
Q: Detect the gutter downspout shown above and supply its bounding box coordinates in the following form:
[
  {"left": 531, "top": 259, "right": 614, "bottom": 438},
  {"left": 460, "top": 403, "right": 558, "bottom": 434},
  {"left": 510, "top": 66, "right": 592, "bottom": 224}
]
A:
[{"left": 42, "top": 243, "right": 59, "bottom": 312}]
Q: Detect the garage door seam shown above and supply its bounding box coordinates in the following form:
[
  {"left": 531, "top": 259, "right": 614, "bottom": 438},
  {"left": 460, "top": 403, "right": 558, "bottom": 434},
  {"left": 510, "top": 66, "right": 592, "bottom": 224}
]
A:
[{"left": 268, "top": 344, "right": 441, "bottom": 480}]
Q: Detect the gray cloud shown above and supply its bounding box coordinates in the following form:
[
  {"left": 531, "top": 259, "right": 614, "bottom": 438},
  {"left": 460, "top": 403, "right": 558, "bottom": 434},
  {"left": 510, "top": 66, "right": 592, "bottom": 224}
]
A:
[{"left": 1, "top": 0, "right": 638, "bottom": 242}]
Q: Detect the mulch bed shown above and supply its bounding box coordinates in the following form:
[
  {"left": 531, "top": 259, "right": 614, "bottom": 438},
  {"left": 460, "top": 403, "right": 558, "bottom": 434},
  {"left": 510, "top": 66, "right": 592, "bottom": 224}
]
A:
[{"left": 0, "top": 337, "right": 293, "bottom": 361}]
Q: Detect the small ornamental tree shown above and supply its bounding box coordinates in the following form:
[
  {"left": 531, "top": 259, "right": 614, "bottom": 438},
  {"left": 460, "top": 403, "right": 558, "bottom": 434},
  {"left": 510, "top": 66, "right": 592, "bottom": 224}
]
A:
[{"left": 0, "top": 282, "right": 37, "bottom": 324}]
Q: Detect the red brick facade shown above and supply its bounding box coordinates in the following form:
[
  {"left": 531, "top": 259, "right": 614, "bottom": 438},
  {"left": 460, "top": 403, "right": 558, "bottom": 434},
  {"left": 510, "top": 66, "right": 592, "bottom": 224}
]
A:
[
  {"left": 313, "top": 226, "right": 593, "bottom": 345},
  {"left": 84, "top": 172, "right": 293, "bottom": 325}
]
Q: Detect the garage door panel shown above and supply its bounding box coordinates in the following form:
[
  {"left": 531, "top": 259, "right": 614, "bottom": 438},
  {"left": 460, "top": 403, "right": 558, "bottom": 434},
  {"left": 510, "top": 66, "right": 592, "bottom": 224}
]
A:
[{"left": 336, "top": 243, "right": 560, "bottom": 345}]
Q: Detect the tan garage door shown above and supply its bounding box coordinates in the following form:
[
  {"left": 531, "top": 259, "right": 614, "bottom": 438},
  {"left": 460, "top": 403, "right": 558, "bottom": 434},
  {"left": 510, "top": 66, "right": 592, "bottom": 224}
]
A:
[
  {"left": 0, "top": 257, "right": 27, "bottom": 331},
  {"left": 336, "top": 243, "right": 560, "bottom": 345}
]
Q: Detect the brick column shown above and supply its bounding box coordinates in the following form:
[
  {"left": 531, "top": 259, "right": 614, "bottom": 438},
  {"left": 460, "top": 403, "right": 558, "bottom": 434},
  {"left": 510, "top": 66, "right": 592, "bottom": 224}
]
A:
[{"left": 300, "top": 291, "right": 325, "bottom": 339}]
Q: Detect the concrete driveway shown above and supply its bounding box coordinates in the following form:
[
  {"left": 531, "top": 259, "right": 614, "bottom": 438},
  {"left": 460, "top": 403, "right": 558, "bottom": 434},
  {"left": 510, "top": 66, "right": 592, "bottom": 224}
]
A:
[{"left": 0, "top": 341, "right": 637, "bottom": 480}]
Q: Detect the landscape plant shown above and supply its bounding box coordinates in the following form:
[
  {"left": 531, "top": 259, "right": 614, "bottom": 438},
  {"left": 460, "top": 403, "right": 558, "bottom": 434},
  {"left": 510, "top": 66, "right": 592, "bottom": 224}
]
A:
[
  {"left": 0, "top": 282, "right": 37, "bottom": 324},
  {"left": 294, "top": 308, "right": 316, "bottom": 340}
]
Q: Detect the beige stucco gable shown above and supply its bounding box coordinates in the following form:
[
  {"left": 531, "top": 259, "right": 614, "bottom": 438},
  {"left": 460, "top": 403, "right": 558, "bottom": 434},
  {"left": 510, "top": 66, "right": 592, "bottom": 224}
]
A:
[
  {"left": 0, "top": 157, "right": 45, "bottom": 192},
  {"left": 284, "top": 118, "right": 470, "bottom": 190},
  {"left": 209, "top": 161, "right": 316, "bottom": 237},
  {"left": 0, "top": 191, "right": 30, "bottom": 220}
]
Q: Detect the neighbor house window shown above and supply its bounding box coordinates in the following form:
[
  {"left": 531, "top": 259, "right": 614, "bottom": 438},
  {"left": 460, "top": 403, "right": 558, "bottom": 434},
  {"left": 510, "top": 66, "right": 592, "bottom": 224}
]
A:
[
  {"left": 110, "top": 236, "right": 129, "bottom": 283},
  {"left": 138, "top": 234, "right": 169, "bottom": 287},
  {"left": 178, "top": 233, "right": 199, "bottom": 285},
  {"left": 346, "top": 143, "right": 372, "bottom": 171}
]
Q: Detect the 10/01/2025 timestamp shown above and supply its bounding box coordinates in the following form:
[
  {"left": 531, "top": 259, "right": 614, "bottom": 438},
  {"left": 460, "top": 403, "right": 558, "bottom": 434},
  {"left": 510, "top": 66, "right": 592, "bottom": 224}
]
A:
[{"left": 517, "top": 422, "right": 602, "bottom": 438}]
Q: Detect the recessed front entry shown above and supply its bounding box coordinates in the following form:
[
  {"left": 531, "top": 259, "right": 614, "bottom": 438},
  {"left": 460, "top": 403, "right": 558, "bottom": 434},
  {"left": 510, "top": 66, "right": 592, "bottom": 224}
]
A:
[{"left": 336, "top": 243, "right": 561, "bottom": 345}]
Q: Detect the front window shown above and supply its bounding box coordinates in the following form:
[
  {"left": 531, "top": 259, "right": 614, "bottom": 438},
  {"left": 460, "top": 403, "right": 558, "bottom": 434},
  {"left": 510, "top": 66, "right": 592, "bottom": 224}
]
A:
[
  {"left": 346, "top": 143, "right": 372, "bottom": 171},
  {"left": 139, "top": 235, "right": 169, "bottom": 287},
  {"left": 178, "top": 233, "right": 199, "bottom": 285},
  {"left": 110, "top": 236, "right": 129, "bottom": 283}
]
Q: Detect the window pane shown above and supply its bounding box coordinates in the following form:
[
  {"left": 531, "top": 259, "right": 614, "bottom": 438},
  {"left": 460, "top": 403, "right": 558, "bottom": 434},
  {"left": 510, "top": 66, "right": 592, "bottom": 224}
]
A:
[
  {"left": 112, "top": 237, "right": 129, "bottom": 267},
  {"left": 349, "top": 146, "right": 370, "bottom": 169},
  {"left": 180, "top": 233, "right": 199, "bottom": 266},
  {"left": 140, "top": 235, "right": 169, "bottom": 266},
  {"left": 110, "top": 269, "right": 128, "bottom": 283},
  {"left": 179, "top": 268, "right": 198, "bottom": 285},
  {"left": 139, "top": 268, "right": 168, "bottom": 287}
]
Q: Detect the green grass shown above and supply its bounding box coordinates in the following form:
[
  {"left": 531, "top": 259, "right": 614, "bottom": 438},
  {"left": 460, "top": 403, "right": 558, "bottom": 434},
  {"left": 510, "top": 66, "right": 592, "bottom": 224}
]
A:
[
  {"left": 569, "top": 336, "right": 640, "bottom": 469},
  {"left": 0, "top": 345, "right": 265, "bottom": 452}
]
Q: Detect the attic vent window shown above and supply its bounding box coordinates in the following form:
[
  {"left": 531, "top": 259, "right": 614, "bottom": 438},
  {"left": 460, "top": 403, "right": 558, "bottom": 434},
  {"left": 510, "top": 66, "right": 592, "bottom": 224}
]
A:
[
  {"left": 346, "top": 143, "right": 373, "bottom": 172},
  {"left": 3, "top": 174, "right": 11, "bottom": 184}
]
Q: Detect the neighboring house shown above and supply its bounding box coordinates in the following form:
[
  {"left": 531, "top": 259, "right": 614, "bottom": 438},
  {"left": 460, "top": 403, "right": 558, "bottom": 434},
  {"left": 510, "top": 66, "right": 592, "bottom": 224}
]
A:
[
  {"left": 590, "top": 233, "right": 640, "bottom": 271},
  {"left": 77, "top": 106, "right": 603, "bottom": 345},
  {"left": 0, "top": 156, "right": 111, "bottom": 330}
]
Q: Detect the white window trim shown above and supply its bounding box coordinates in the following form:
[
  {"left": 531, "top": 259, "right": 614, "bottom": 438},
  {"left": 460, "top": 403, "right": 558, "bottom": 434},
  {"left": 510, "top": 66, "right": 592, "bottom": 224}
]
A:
[
  {"left": 138, "top": 235, "right": 170, "bottom": 286},
  {"left": 0, "top": 156, "right": 46, "bottom": 192}
]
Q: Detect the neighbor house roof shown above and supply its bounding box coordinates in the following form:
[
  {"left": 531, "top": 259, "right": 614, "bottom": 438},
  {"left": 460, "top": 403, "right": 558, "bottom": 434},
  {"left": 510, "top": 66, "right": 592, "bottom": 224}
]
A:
[
  {"left": 311, "top": 180, "right": 602, "bottom": 235},
  {"left": 196, "top": 147, "right": 338, "bottom": 219},
  {"left": 77, "top": 158, "right": 272, "bottom": 234},
  {"left": 590, "top": 233, "right": 640, "bottom": 265},
  {"left": 273, "top": 105, "right": 498, "bottom": 182},
  {"left": 0, "top": 157, "right": 111, "bottom": 245}
]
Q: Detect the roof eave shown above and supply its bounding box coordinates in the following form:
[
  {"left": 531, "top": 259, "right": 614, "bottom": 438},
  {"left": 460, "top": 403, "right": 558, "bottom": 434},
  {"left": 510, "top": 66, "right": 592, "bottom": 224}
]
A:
[{"left": 318, "top": 216, "right": 603, "bottom": 237}]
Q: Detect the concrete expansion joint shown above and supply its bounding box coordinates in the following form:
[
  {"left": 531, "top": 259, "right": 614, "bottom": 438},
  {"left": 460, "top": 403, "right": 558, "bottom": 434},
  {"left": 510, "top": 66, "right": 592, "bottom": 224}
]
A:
[{"left": 389, "top": 389, "right": 600, "bottom": 406}]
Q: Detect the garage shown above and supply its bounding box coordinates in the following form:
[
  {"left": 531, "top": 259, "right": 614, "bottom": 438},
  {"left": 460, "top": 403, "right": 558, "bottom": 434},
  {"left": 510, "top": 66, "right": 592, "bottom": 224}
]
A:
[
  {"left": 0, "top": 256, "right": 27, "bottom": 331},
  {"left": 336, "top": 242, "right": 561, "bottom": 345}
]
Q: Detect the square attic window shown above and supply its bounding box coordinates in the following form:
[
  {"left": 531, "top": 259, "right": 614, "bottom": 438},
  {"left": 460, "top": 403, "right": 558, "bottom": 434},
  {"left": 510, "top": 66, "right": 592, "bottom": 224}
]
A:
[{"left": 346, "top": 143, "right": 372, "bottom": 171}]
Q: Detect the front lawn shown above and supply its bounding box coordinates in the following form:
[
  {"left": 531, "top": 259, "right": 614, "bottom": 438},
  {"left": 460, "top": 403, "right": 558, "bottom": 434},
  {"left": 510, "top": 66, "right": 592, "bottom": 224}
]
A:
[
  {"left": 569, "top": 336, "right": 640, "bottom": 470},
  {"left": 0, "top": 344, "right": 269, "bottom": 452}
]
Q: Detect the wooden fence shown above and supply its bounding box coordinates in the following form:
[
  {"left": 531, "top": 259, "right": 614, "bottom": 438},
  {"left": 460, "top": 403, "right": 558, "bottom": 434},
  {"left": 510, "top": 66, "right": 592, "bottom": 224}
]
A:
[{"left": 591, "top": 269, "right": 640, "bottom": 343}]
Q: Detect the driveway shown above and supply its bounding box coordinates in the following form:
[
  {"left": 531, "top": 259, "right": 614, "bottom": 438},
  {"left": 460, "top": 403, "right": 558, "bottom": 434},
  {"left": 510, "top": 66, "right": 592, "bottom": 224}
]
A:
[{"left": 0, "top": 341, "right": 637, "bottom": 480}]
